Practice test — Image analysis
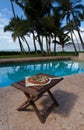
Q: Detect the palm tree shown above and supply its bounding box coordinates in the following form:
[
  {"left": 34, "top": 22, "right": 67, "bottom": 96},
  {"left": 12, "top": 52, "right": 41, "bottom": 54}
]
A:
[
  {"left": 21, "top": 36, "right": 30, "bottom": 54},
  {"left": 9, "top": 0, "right": 28, "bottom": 54},
  {"left": 11, "top": 17, "right": 32, "bottom": 54},
  {"left": 4, "top": 17, "right": 28, "bottom": 54},
  {"left": 12, "top": 0, "right": 43, "bottom": 53},
  {"left": 58, "top": 32, "right": 70, "bottom": 52},
  {"left": 51, "top": 8, "right": 62, "bottom": 54},
  {"left": 63, "top": 21, "right": 78, "bottom": 53},
  {"left": 13, "top": 0, "right": 57, "bottom": 54},
  {"left": 9, "top": 0, "right": 83, "bottom": 54},
  {"left": 56, "top": 0, "right": 84, "bottom": 50}
]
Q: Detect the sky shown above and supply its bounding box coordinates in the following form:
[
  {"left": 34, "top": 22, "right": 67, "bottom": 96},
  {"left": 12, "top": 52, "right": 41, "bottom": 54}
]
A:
[{"left": 0, "top": 0, "right": 84, "bottom": 52}]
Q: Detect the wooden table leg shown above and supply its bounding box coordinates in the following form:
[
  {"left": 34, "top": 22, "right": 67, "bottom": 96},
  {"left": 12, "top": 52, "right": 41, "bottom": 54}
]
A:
[
  {"left": 47, "top": 90, "right": 59, "bottom": 106},
  {"left": 17, "top": 92, "right": 32, "bottom": 111},
  {"left": 17, "top": 92, "right": 45, "bottom": 124},
  {"left": 17, "top": 100, "right": 30, "bottom": 111},
  {"left": 29, "top": 101, "right": 45, "bottom": 123}
]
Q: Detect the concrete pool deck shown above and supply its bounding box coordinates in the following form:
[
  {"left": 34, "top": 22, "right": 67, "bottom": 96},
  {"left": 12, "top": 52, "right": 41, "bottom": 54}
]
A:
[
  {"left": 0, "top": 56, "right": 84, "bottom": 130},
  {"left": 0, "top": 56, "right": 78, "bottom": 64},
  {"left": 0, "top": 73, "right": 84, "bottom": 130}
]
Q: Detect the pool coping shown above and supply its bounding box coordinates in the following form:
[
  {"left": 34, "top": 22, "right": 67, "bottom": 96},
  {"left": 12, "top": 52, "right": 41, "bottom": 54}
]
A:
[{"left": 0, "top": 56, "right": 79, "bottom": 64}]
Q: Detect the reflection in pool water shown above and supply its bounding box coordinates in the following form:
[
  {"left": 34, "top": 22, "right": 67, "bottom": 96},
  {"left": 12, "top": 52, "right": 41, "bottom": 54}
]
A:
[{"left": 0, "top": 60, "right": 84, "bottom": 87}]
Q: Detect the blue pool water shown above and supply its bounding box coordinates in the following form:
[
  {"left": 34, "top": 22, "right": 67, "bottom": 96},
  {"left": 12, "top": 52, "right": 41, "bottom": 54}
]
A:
[{"left": 0, "top": 60, "right": 84, "bottom": 87}]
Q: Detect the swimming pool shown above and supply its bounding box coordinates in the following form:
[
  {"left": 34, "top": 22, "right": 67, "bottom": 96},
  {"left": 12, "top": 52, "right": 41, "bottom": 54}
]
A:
[{"left": 0, "top": 60, "right": 84, "bottom": 87}]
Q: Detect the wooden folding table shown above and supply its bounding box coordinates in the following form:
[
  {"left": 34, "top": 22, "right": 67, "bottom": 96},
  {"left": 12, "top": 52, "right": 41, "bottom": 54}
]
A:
[{"left": 12, "top": 73, "right": 63, "bottom": 123}]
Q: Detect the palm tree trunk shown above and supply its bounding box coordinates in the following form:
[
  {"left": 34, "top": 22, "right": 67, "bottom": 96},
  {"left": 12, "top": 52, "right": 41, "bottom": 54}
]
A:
[
  {"left": 32, "top": 31, "right": 37, "bottom": 54},
  {"left": 62, "top": 44, "right": 64, "bottom": 52},
  {"left": 54, "top": 36, "right": 57, "bottom": 55},
  {"left": 37, "top": 31, "right": 44, "bottom": 54},
  {"left": 71, "top": 31, "right": 78, "bottom": 54},
  {"left": 18, "top": 37, "right": 25, "bottom": 54},
  {"left": 10, "top": 0, "right": 16, "bottom": 17},
  {"left": 77, "top": 29, "right": 84, "bottom": 50},
  {"left": 46, "top": 36, "right": 49, "bottom": 55},
  {"left": 23, "top": 36, "right": 30, "bottom": 54},
  {"left": 48, "top": 35, "right": 51, "bottom": 55},
  {"left": 54, "top": 43, "right": 56, "bottom": 55},
  {"left": 73, "top": 31, "right": 80, "bottom": 51}
]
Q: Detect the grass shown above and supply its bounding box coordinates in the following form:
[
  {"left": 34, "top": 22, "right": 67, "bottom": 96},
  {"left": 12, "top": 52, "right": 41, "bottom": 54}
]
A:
[{"left": 0, "top": 51, "right": 78, "bottom": 59}]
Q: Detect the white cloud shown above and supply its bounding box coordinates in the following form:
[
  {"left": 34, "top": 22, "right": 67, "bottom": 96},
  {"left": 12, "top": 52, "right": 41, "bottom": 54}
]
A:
[
  {"left": 0, "top": 9, "right": 11, "bottom": 28},
  {"left": 0, "top": 8, "right": 20, "bottom": 51}
]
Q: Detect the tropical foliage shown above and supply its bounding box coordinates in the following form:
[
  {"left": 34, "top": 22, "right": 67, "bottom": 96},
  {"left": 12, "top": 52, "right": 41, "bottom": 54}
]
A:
[{"left": 4, "top": 0, "right": 84, "bottom": 55}]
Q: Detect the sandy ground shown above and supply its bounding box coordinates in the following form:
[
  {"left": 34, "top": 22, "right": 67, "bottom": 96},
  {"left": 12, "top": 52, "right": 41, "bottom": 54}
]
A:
[{"left": 0, "top": 73, "right": 84, "bottom": 130}]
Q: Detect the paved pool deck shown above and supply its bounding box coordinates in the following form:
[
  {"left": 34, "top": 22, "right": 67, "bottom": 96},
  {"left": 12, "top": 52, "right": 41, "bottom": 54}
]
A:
[
  {"left": 0, "top": 56, "right": 84, "bottom": 130},
  {"left": 0, "top": 73, "right": 84, "bottom": 130},
  {"left": 0, "top": 56, "right": 79, "bottom": 64}
]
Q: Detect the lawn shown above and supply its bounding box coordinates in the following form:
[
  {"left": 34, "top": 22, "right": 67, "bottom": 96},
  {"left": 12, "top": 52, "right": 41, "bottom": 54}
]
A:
[{"left": 0, "top": 51, "right": 78, "bottom": 59}]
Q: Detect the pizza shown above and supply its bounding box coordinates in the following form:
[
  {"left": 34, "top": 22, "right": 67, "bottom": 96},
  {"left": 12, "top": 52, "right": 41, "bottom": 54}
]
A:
[{"left": 28, "top": 74, "right": 49, "bottom": 84}]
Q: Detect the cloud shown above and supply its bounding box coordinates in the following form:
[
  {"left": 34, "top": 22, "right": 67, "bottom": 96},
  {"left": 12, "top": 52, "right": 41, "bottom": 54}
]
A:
[
  {"left": 0, "top": 8, "right": 20, "bottom": 51},
  {"left": 0, "top": 16, "right": 9, "bottom": 29},
  {"left": 0, "top": 8, "right": 12, "bottom": 28}
]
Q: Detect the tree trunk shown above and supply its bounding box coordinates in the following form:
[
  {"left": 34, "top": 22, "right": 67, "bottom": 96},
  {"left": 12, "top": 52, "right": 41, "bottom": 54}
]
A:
[
  {"left": 32, "top": 31, "right": 37, "bottom": 54},
  {"left": 10, "top": 0, "right": 16, "bottom": 17},
  {"left": 18, "top": 37, "right": 25, "bottom": 54},
  {"left": 54, "top": 36, "right": 57, "bottom": 55},
  {"left": 46, "top": 36, "right": 49, "bottom": 55},
  {"left": 23, "top": 36, "right": 30, "bottom": 54},
  {"left": 77, "top": 29, "right": 84, "bottom": 50},
  {"left": 62, "top": 44, "right": 64, "bottom": 52},
  {"left": 48, "top": 35, "right": 51, "bottom": 55},
  {"left": 73, "top": 31, "right": 80, "bottom": 51},
  {"left": 37, "top": 31, "right": 44, "bottom": 54},
  {"left": 71, "top": 32, "right": 78, "bottom": 55}
]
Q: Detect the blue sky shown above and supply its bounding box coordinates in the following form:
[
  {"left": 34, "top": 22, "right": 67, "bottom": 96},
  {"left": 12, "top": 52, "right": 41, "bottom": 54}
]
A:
[{"left": 0, "top": 0, "right": 84, "bottom": 51}]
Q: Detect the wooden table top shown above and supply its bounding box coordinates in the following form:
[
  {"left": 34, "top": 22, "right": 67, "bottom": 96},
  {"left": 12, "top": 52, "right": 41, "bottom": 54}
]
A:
[{"left": 12, "top": 73, "right": 63, "bottom": 97}]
